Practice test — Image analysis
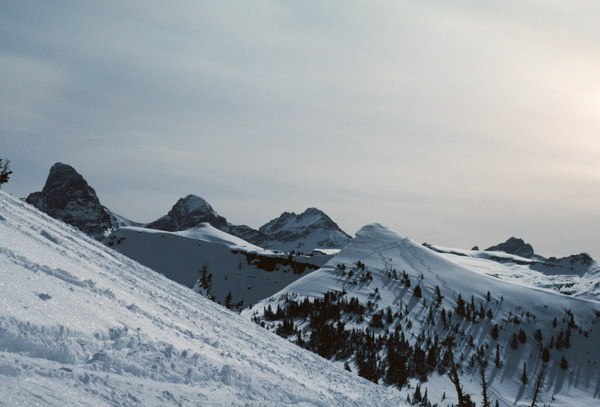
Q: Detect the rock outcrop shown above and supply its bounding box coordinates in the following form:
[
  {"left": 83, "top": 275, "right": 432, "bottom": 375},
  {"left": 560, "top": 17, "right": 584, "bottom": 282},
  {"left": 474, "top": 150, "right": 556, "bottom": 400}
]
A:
[
  {"left": 485, "top": 237, "right": 535, "bottom": 259},
  {"left": 26, "top": 163, "right": 134, "bottom": 239}
]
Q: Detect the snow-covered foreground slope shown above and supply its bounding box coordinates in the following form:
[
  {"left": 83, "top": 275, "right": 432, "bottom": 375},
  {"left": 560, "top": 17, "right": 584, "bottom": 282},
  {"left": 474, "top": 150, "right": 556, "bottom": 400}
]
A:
[
  {"left": 0, "top": 192, "right": 406, "bottom": 407},
  {"left": 247, "top": 224, "right": 600, "bottom": 407}
]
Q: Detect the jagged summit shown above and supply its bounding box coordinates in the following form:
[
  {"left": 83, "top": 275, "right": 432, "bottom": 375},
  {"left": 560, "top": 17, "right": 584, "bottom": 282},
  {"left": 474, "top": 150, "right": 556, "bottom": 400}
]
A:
[
  {"left": 485, "top": 237, "right": 535, "bottom": 258},
  {"left": 26, "top": 162, "right": 135, "bottom": 239},
  {"left": 257, "top": 207, "right": 352, "bottom": 252},
  {"left": 146, "top": 194, "right": 228, "bottom": 232}
]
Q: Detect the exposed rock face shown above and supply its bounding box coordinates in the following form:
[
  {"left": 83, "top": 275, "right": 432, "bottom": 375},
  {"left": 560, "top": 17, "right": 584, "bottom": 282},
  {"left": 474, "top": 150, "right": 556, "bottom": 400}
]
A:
[
  {"left": 256, "top": 207, "right": 352, "bottom": 252},
  {"left": 26, "top": 163, "right": 126, "bottom": 239},
  {"left": 485, "top": 237, "right": 535, "bottom": 259},
  {"left": 146, "top": 195, "right": 228, "bottom": 232}
]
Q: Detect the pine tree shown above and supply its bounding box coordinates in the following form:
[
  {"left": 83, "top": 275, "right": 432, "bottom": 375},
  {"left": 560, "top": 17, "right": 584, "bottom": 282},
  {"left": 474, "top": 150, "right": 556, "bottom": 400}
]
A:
[
  {"left": 414, "top": 285, "right": 422, "bottom": 298},
  {"left": 518, "top": 328, "right": 527, "bottom": 344},
  {"left": 521, "top": 362, "right": 528, "bottom": 385},
  {"left": 435, "top": 285, "right": 444, "bottom": 304},
  {"left": 441, "top": 308, "right": 447, "bottom": 330},
  {"left": 0, "top": 158, "right": 12, "bottom": 188},
  {"left": 225, "top": 291, "right": 233, "bottom": 309},
  {"left": 560, "top": 356, "right": 568, "bottom": 370},
  {"left": 529, "top": 364, "right": 547, "bottom": 407},
  {"left": 511, "top": 334, "right": 519, "bottom": 350},
  {"left": 456, "top": 294, "right": 465, "bottom": 317},
  {"left": 475, "top": 346, "right": 492, "bottom": 407},
  {"left": 443, "top": 335, "right": 476, "bottom": 407},
  {"left": 495, "top": 343, "right": 502, "bottom": 368},
  {"left": 490, "top": 324, "right": 499, "bottom": 340},
  {"left": 541, "top": 347, "right": 550, "bottom": 363}
]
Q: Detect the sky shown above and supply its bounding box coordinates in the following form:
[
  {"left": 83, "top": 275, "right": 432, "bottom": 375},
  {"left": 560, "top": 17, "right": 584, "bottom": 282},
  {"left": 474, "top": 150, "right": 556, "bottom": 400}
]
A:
[{"left": 2, "top": 1, "right": 600, "bottom": 260}]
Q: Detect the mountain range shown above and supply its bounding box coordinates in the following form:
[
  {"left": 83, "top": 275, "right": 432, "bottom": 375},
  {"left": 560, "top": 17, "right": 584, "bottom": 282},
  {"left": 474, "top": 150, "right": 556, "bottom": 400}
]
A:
[
  {"left": 7, "top": 162, "right": 600, "bottom": 406},
  {"left": 27, "top": 163, "right": 352, "bottom": 253}
]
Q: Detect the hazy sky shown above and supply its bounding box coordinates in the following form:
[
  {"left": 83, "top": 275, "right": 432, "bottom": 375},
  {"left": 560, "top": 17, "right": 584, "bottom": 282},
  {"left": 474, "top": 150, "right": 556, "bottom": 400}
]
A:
[{"left": 2, "top": 1, "right": 600, "bottom": 259}]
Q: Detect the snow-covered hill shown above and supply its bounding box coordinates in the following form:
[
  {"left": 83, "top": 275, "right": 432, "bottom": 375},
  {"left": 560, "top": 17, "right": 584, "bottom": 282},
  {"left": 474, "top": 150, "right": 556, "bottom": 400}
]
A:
[
  {"left": 104, "top": 224, "right": 332, "bottom": 307},
  {"left": 246, "top": 223, "right": 600, "bottom": 407},
  {"left": 428, "top": 244, "right": 600, "bottom": 299},
  {"left": 0, "top": 191, "right": 409, "bottom": 406},
  {"left": 256, "top": 207, "right": 352, "bottom": 252}
]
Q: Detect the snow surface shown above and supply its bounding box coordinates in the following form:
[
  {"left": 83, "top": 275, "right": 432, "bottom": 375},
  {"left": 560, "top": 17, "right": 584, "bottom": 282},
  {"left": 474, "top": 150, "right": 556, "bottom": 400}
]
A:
[
  {"left": 0, "top": 192, "right": 407, "bottom": 406},
  {"left": 104, "top": 226, "right": 332, "bottom": 307},
  {"left": 248, "top": 223, "right": 600, "bottom": 407},
  {"left": 429, "top": 244, "right": 600, "bottom": 300}
]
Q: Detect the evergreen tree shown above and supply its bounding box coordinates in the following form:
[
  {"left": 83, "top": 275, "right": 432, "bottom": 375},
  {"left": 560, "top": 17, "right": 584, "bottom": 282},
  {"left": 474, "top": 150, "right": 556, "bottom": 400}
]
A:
[
  {"left": 521, "top": 362, "right": 528, "bottom": 385},
  {"left": 511, "top": 334, "right": 519, "bottom": 350},
  {"left": 529, "top": 364, "right": 547, "bottom": 407},
  {"left": 490, "top": 324, "right": 500, "bottom": 340},
  {"left": 414, "top": 285, "right": 422, "bottom": 298},
  {"left": 541, "top": 347, "right": 550, "bottom": 363},
  {"left": 442, "top": 334, "right": 476, "bottom": 407},
  {"left": 456, "top": 294, "right": 465, "bottom": 317},
  {"left": 518, "top": 328, "right": 527, "bottom": 344},
  {"left": 435, "top": 285, "right": 444, "bottom": 304},
  {"left": 495, "top": 343, "right": 502, "bottom": 368},
  {"left": 0, "top": 158, "right": 12, "bottom": 188},
  {"left": 560, "top": 356, "right": 568, "bottom": 370},
  {"left": 556, "top": 330, "right": 564, "bottom": 350},
  {"left": 564, "top": 326, "right": 571, "bottom": 349},
  {"left": 475, "top": 346, "right": 492, "bottom": 407},
  {"left": 224, "top": 291, "right": 233, "bottom": 310},
  {"left": 533, "top": 329, "right": 542, "bottom": 343}
]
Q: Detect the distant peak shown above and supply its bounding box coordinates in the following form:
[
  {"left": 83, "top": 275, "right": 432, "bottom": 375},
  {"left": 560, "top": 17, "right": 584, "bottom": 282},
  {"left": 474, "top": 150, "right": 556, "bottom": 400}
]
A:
[
  {"left": 146, "top": 194, "right": 227, "bottom": 232},
  {"left": 485, "top": 237, "right": 534, "bottom": 259},
  {"left": 178, "top": 194, "right": 212, "bottom": 211}
]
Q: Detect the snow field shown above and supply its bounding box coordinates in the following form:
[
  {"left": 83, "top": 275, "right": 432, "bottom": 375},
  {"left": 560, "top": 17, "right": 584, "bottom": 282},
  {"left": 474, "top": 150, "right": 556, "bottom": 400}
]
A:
[{"left": 0, "top": 191, "right": 407, "bottom": 406}]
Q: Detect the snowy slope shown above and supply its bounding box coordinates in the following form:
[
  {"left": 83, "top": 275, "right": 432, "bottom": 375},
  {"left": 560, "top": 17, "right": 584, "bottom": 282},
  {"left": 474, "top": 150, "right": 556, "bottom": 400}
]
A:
[
  {"left": 177, "top": 223, "right": 265, "bottom": 252},
  {"left": 428, "top": 244, "right": 600, "bottom": 300},
  {"left": 0, "top": 192, "right": 407, "bottom": 407},
  {"left": 104, "top": 225, "right": 332, "bottom": 307},
  {"left": 247, "top": 224, "right": 600, "bottom": 407}
]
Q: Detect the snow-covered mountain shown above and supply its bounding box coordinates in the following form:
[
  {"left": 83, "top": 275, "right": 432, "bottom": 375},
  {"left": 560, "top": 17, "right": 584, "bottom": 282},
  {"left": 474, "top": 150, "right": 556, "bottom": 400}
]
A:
[
  {"left": 104, "top": 223, "right": 332, "bottom": 307},
  {"left": 246, "top": 223, "right": 600, "bottom": 407},
  {"left": 25, "top": 164, "right": 352, "bottom": 252},
  {"left": 26, "top": 162, "right": 139, "bottom": 239},
  {"left": 256, "top": 207, "right": 352, "bottom": 252},
  {"left": 145, "top": 195, "right": 351, "bottom": 253},
  {"left": 145, "top": 194, "right": 228, "bottom": 232},
  {"left": 0, "top": 190, "right": 406, "bottom": 406}
]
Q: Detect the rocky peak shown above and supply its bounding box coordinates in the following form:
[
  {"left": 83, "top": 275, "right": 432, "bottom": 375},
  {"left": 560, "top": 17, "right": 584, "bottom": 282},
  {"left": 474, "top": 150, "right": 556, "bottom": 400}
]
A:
[
  {"left": 257, "top": 208, "right": 352, "bottom": 251},
  {"left": 146, "top": 194, "right": 228, "bottom": 232},
  {"left": 26, "top": 163, "right": 116, "bottom": 239},
  {"left": 485, "top": 237, "right": 535, "bottom": 259},
  {"left": 259, "top": 207, "right": 343, "bottom": 235}
]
